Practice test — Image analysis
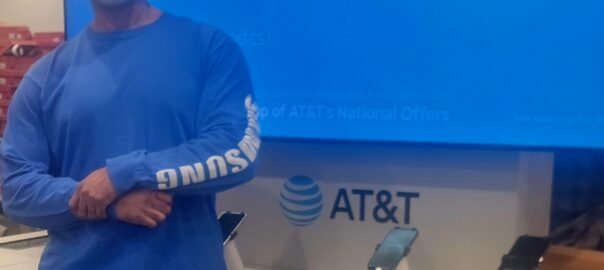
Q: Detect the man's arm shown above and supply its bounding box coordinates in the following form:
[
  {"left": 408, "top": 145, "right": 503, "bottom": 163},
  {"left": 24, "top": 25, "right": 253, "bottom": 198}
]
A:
[
  {"left": 71, "top": 31, "right": 260, "bottom": 217},
  {"left": 104, "top": 33, "right": 260, "bottom": 196},
  {"left": 1, "top": 77, "right": 85, "bottom": 231}
]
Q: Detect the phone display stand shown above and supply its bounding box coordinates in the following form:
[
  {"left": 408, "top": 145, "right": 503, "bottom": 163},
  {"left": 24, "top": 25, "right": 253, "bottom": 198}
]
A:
[
  {"left": 224, "top": 240, "right": 245, "bottom": 270},
  {"left": 396, "top": 259, "right": 410, "bottom": 270}
]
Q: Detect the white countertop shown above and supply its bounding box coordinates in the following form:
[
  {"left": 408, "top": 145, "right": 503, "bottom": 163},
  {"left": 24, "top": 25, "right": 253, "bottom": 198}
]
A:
[{"left": 0, "top": 231, "right": 46, "bottom": 270}]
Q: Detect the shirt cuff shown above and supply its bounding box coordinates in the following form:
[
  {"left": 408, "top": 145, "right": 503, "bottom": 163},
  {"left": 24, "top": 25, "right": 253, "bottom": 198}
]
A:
[{"left": 105, "top": 150, "right": 146, "bottom": 196}]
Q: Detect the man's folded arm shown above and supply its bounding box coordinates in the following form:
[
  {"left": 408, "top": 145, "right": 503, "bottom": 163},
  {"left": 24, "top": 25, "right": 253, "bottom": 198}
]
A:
[
  {"left": 106, "top": 33, "right": 260, "bottom": 196},
  {"left": 1, "top": 77, "right": 85, "bottom": 231}
]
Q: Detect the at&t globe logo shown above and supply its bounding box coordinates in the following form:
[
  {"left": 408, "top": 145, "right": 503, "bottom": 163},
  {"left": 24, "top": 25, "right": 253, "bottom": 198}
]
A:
[{"left": 279, "top": 176, "right": 323, "bottom": 227}]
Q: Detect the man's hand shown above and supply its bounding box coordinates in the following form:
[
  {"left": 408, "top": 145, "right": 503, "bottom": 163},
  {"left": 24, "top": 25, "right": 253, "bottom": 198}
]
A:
[
  {"left": 69, "top": 168, "right": 117, "bottom": 220},
  {"left": 115, "top": 190, "right": 172, "bottom": 228}
]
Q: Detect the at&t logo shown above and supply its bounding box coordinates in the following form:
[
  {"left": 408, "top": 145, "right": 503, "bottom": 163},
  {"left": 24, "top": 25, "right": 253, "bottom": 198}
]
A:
[{"left": 279, "top": 176, "right": 323, "bottom": 227}]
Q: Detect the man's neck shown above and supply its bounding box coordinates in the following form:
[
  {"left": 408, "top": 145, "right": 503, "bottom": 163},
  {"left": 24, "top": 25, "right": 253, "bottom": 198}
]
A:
[{"left": 92, "top": 1, "right": 162, "bottom": 32}]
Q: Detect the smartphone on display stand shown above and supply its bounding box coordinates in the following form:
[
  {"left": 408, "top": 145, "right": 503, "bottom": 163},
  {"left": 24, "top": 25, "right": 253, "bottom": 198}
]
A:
[
  {"left": 498, "top": 235, "right": 550, "bottom": 270},
  {"left": 218, "top": 211, "right": 247, "bottom": 246},
  {"left": 368, "top": 227, "right": 418, "bottom": 270}
]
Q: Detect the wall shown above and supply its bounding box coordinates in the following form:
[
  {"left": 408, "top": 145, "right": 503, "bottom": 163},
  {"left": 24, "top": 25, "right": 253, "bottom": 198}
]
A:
[
  {"left": 218, "top": 141, "right": 554, "bottom": 270},
  {"left": 0, "top": 0, "right": 64, "bottom": 33}
]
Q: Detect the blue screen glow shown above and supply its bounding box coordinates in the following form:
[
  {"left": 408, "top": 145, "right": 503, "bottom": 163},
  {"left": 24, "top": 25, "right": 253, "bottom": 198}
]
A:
[{"left": 65, "top": 1, "right": 604, "bottom": 148}]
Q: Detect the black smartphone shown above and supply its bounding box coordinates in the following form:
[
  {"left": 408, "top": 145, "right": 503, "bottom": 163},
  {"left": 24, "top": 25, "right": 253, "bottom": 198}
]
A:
[
  {"left": 218, "top": 211, "right": 247, "bottom": 246},
  {"left": 368, "top": 227, "right": 418, "bottom": 270},
  {"left": 499, "top": 235, "right": 551, "bottom": 270}
]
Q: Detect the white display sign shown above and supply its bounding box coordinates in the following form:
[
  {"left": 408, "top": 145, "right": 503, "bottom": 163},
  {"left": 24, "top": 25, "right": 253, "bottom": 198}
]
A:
[{"left": 218, "top": 142, "right": 553, "bottom": 270}]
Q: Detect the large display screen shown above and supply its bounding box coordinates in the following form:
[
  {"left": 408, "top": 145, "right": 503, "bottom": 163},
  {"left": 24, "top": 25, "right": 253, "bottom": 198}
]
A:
[{"left": 65, "top": 1, "right": 604, "bottom": 148}]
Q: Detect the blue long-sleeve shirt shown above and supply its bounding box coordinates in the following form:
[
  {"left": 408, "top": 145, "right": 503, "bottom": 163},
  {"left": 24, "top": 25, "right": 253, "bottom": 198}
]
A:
[{"left": 0, "top": 13, "right": 260, "bottom": 270}]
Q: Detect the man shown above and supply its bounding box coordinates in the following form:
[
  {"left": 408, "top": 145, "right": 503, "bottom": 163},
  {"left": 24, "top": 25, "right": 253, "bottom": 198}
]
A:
[{"left": 0, "top": 0, "right": 260, "bottom": 269}]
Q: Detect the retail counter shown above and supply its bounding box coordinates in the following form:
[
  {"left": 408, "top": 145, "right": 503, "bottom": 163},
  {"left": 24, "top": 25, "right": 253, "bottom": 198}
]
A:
[
  {"left": 0, "top": 231, "right": 46, "bottom": 270},
  {"left": 541, "top": 245, "right": 604, "bottom": 270}
]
